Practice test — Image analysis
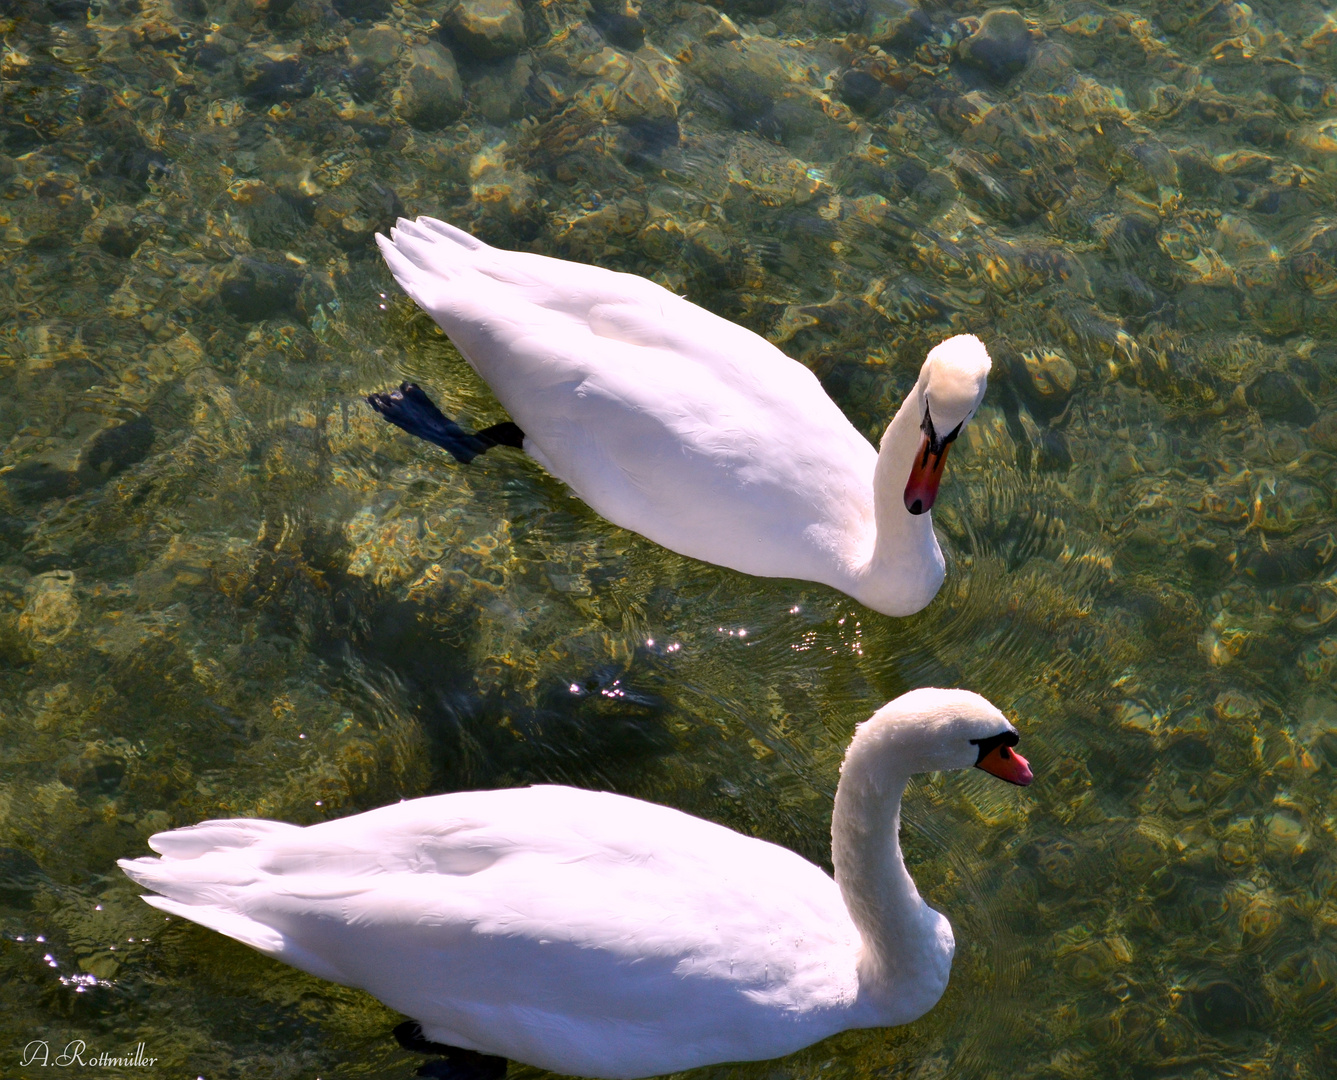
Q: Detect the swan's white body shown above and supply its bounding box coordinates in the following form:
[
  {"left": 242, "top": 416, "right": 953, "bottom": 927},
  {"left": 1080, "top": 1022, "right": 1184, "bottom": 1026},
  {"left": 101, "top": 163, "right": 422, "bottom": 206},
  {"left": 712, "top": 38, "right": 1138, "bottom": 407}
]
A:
[
  {"left": 121, "top": 689, "right": 1026, "bottom": 1079},
  {"left": 375, "top": 218, "right": 991, "bottom": 616}
]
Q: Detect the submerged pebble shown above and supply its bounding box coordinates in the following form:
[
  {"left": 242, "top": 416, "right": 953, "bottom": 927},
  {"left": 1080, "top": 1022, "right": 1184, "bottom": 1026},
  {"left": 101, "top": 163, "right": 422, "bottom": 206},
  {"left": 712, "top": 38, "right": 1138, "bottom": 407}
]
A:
[
  {"left": 957, "top": 8, "right": 1034, "bottom": 85},
  {"left": 397, "top": 41, "right": 465, "bottom": 128},
  {"left": 443, "top": 0, "right": 527, "bottom": 60}
]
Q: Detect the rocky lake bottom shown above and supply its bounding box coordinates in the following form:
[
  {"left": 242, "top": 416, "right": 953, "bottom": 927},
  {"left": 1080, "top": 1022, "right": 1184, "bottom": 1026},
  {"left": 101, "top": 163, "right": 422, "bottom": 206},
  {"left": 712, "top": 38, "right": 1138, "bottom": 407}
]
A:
[{"left": 2, "top": 0, "right": 1337, "bottom": 1075}]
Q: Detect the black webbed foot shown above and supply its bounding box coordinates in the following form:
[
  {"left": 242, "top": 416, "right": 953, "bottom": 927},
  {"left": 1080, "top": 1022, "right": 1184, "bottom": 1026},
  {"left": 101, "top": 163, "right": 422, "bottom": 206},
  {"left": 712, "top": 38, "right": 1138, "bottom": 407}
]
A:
[
  {"left": 366, "top": 383, "right": 525, "bottom": 464},
  {"left": 393, "top": 1022, "right": 509, "bottom": 1080},
  {"left": 474, "top": 420, "right": 525, "bottom": 450}
]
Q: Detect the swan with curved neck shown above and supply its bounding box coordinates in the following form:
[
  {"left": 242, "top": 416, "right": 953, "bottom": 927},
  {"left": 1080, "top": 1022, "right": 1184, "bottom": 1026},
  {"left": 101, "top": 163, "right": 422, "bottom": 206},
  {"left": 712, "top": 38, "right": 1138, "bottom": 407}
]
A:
[
  {"left": 367, "top": 218, "right": 992, "bottom": 617},
  {"left": 120, "top": 688, "right": 1031, "bottom": 1079}
]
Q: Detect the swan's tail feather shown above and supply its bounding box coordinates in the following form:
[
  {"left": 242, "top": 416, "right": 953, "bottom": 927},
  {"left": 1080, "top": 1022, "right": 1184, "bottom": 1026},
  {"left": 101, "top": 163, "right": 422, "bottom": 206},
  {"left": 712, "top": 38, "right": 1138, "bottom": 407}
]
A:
[
  {"left": 118, "top": 819, "right": 295, "bottom": 909},
  {"left": 376, "top": 215, "right": 630, "bottom": 359},
  {"left": 376, "top": 230, "right": 466, "bottom": 326},
  {"left": 386, "top": 227, "right": 448, "bottom": 275},
  {"left": 377, "top": 223, "right": 511, "bottom": 344},
  {"left": 377, "top": 218, "right": 496, "bottom": 304},
  {"left": 136, "top": 894, "right": 347, "bottom": 983},
  {"left": 121, "top": 848, "right": 352, "bottom": 984},
  {"left": 117, "top": 854, "right": 259, "bottom": 900},
  {"left": 146, "top": 817, "right": 299, "bottom": 859},
  {"left": 418, "top": 216, "right": 484, "bottom": 250},
  {"left": 377, "top": 232, "right": 425, "bottom": 292},
  {"left": 140, "top": 894, "right": 286, "bottom": 953},
  {"left": 391, "top": 217, "right": 486, "bottom": 263}
]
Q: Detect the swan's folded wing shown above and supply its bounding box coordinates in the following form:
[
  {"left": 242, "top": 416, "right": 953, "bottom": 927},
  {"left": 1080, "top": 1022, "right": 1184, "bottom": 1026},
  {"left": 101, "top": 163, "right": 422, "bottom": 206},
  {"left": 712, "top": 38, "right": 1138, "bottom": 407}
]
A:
[
  {"left": 377, "top": 217, "right": 859, "bottom": 441},
  {"left": 120, "top": 787, "right": 858, "bottom": 1018},
  {"left": 581, "top": 297, "right": 831, "bottom": 410}
]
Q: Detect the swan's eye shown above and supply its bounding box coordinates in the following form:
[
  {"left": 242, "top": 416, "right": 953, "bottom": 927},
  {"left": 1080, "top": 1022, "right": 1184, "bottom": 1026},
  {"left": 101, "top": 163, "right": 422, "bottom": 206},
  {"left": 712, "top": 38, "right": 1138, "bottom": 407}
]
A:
[
  {"left": 919, "top": 406, "right": 962, "bottom": 458},
  {"left": 969, "top": 729, "right": 1019, "bottom": 763}
]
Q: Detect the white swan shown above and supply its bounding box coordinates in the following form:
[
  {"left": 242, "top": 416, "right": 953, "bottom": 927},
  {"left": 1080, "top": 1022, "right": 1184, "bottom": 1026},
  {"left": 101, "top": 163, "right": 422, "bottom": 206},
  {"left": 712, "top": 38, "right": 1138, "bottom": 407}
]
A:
[
  {"left": 367, "top": 218, "right": 992, "bottom": 617},
  {"left": 120, "top": 688, "right": 1032, "bottom": 1079}
]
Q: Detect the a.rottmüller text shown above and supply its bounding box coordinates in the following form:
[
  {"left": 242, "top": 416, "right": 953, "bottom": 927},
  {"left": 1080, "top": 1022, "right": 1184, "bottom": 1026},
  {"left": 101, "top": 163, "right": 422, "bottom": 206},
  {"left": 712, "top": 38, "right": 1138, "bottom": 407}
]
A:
[{"left": 21, "top": 1040, "right": 157, "bottom": 1068}]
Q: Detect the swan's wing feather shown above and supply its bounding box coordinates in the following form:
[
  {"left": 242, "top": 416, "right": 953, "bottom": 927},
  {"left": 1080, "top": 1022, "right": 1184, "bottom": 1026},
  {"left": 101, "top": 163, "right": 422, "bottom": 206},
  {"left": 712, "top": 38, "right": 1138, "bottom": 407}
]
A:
[
  {"left": 122, "top": 788, "right": 855, "bottom": 1006},
  {"left": 136, "top": 894, "right": 349, "bottom": 983},
  {"left": 502, "top": 333, "right": 873, "bottom": 568},
  {"left": 146, "top": 818, "right": 300, "bottom": 859},
  {"left": 582, "top": 295, "right": 820, "bottom": 398},
  {"left": 378, "top": 218, "right": 857, "bottom": 433},
  {"left": 418, "top": 216, "right": 484, "bottom": 250},
  {"left": 141, "top": 895, "right": 284, "bottom": 952}
]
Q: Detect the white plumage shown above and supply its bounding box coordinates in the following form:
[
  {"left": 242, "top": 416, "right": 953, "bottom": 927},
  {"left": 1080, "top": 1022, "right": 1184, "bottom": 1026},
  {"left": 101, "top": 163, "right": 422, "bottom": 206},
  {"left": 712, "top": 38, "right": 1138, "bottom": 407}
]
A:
[
  {"left": 120, "top": 689, "right": 1030, "bottom": 1079},
  {"left": 374, "top": 218, "right": 991, "bottom": 617}
]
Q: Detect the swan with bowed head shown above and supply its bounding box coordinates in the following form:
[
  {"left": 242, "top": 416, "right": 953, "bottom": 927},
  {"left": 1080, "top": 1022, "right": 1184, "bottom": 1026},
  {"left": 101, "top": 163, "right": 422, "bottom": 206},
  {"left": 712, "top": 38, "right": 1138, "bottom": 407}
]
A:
[
  {"left": 366, "top": 218, "right": 992, "bottom": 617},
  {"left": 120, "top": 688, "right": 1032, "bottom": 1079}
]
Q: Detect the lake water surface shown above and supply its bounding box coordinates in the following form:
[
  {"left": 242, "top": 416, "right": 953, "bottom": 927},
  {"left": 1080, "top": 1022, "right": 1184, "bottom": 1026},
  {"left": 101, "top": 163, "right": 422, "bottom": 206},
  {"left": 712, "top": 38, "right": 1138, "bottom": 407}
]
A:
[{"left": 1, "top": 0, "right": 1336, "bottom": 1076}]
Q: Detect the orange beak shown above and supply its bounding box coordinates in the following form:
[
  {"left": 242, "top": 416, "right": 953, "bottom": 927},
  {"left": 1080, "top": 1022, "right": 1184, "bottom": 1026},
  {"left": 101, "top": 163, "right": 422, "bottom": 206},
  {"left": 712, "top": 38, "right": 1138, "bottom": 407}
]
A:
[
  {"left": 976, "top": 743, "right": 1033, "bottom": 786},
  {"left": 903, "top": 431, "right": 952, "bottom": 516}
]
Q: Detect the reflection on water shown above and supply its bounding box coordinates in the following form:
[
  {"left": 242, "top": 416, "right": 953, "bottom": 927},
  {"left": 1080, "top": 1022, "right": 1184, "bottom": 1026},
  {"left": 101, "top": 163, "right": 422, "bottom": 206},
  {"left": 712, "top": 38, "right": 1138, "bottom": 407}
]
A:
[{"left": 1, "top": 0, "right": 1336, "bottom": 1074}]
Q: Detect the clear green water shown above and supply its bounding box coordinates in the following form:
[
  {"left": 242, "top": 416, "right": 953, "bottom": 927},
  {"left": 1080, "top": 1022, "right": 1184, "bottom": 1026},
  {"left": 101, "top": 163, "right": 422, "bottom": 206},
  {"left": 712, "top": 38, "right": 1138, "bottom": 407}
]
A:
[{"left": 2, "top": 0, "right": 1336, "bottom": 1075}]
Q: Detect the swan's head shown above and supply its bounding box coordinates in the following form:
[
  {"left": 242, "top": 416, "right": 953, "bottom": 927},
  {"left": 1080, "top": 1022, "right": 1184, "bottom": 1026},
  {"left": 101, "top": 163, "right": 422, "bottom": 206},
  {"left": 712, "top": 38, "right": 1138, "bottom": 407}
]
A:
[
  {"left": 904, "top": 335, "right": 992, "bottom": 516},
  {"left": 850, "top": 687, "right": 1032, "bottom": 786}
]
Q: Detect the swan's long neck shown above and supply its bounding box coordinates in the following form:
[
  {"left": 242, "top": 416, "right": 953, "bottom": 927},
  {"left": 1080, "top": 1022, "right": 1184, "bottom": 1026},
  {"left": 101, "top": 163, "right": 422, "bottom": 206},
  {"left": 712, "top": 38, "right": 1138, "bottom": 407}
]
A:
[
  {"left": 851, "top": 382, "right": 943, "bottom": 616},
  {"left": 831, "top": 720, "right": 951, "bottom": 1018}
]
